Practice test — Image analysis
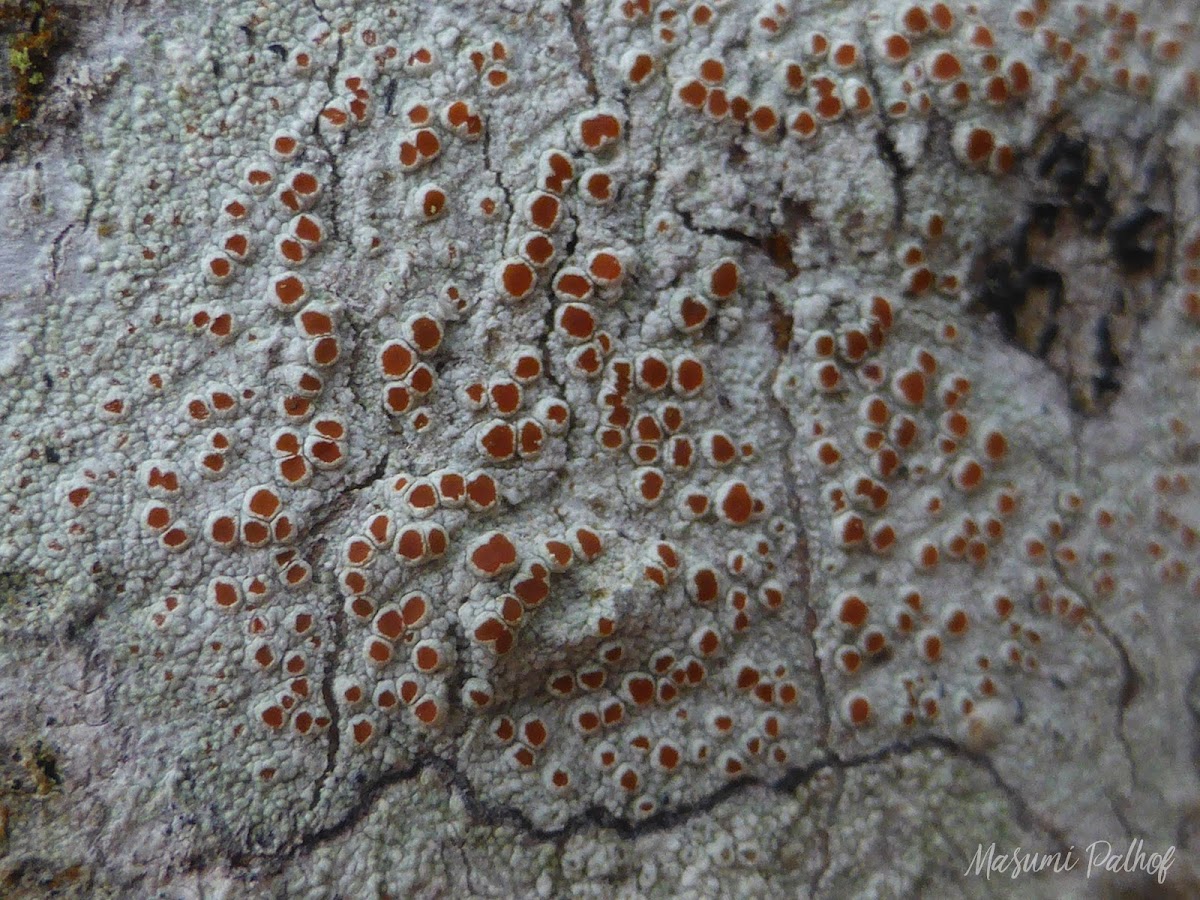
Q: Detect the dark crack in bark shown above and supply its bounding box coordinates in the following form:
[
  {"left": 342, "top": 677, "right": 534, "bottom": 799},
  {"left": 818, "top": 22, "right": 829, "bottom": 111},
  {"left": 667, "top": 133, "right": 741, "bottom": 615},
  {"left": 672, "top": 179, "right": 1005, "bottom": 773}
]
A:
[
  {"left": 764, "top": 289, "right": 829, "bottom": 748},
  {"left": 1176, "top": 664, "right": 1200, "bottom": 851},
  {"left": 673, "top": 205, "right": 804, "bottom": 280},
  {"left": 806, "top": 765, "right": 842, "bottom": 897},
  {"left": 480, "top": 111, "right": 513, "bottom": 240},
  {"left": 309, "top": 585, "right": 344, "bottom": 812},
  {"left": 382, "top": 77, "right": 397, "bottom": 116},
  {"left": 264, "top": 732, "right": 1068, "bottom": 870},
  {"left": 859, "top": 36, "right": 910, "bottom": 231},
  {"left": 565, "top": 0, "right": 598, "bottom": 104},
  {"left": 48, "top": 222, "right": 73, "bottom": 286},
  {"left": 309, "top": 0, "right": 344, "bottom": 241},
  {"left": 1054, "top": 559, "right": 1141, "bottom": 805}
]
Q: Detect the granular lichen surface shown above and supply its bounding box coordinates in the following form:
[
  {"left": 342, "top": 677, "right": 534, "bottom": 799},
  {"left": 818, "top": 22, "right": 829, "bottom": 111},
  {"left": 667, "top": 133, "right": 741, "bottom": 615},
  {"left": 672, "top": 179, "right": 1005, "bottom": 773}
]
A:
[{"left": 0, "top": 0, "right": 1198, "bottom": 896}]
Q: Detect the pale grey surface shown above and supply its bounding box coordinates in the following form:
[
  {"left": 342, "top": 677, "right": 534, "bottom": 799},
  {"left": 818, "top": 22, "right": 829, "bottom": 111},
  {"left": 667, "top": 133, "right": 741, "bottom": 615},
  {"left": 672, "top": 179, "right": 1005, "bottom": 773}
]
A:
[{"left": 1, "top": 0, "right": 1198, "bottom": 896}]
